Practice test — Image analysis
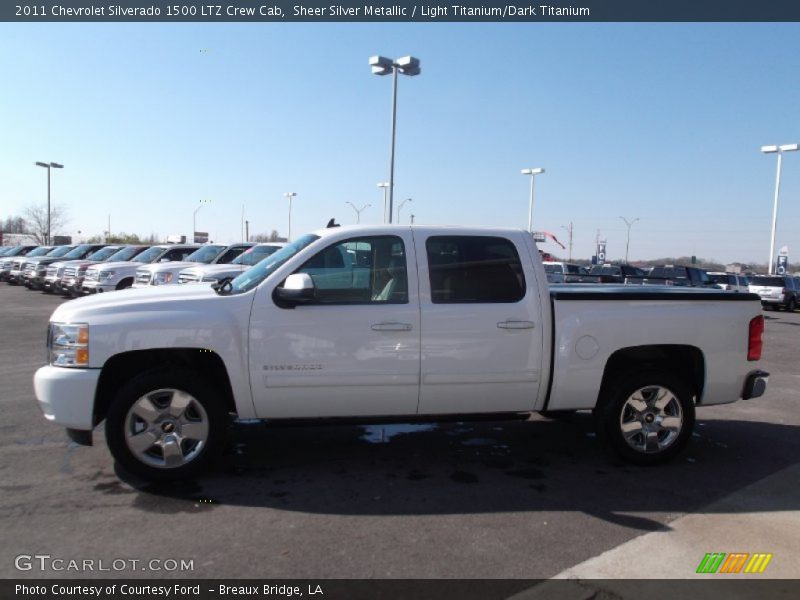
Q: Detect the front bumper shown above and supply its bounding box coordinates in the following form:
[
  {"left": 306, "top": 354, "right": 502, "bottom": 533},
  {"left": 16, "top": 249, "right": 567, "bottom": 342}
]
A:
[
  {"left": 33, "top": 365, "right": 101, "bottom": 430},
  {"left": 742, "top": 370, "right": 769, "bottom": 400}
]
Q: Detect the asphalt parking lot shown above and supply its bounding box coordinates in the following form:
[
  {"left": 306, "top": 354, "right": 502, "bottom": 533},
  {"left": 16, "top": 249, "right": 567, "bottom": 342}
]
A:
[{"left": 1, "top": 283, "right": 799, "bottom": 580}]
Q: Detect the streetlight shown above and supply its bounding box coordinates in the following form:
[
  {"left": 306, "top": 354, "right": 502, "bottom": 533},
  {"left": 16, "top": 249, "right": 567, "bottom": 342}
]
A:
[
  {"left": 193, "top": 199, "right": 211, "bottom": 243},
  {"left": 284, "top": 192, "right": 297, "bottom": 241},
  {"left": 34, "top": 161, "right": 64, "bottom": 245},
  {"left": 377, "top": 182, "right": 390, "bottom": 223},
  {"left": 396, "top": 198, "right": 412, "bottom": 224},
  {"left": 369, "top": 54, "right": 421, "bottom": 224},
  {"left": 346, "top": 202, "right": 371, "bottom": 224},
  {"left": 520, "top": 167, "right": 545, "bottom": 232},
  {"left": 619, "top": 216, "right": 640, "bottom": 263},
  {"left": 561, "top": 222, "right": 574, "bottom": 261},
  {"left": 761, "top": 144, "right": 799, "bottom": 274}
]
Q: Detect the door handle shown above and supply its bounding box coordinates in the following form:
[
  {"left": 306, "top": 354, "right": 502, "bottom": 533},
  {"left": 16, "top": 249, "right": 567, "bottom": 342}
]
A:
[
  {"left": 497, "top": 320, "right": 535, "bottom": 330},
  {"left": 371, "top": 322, "right": 413, "bottom": 332}
]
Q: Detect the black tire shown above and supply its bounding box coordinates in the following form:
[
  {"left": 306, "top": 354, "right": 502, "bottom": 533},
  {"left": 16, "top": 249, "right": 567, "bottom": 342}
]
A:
[
  {"left": 105, "top": 368, "right": 227, "bottom": 481},
  {"left": 787, "top": 298, "right": 797, "bottom": 312},
  {"left": 594, "top": 370, "right": 695, "bottom": 465}
]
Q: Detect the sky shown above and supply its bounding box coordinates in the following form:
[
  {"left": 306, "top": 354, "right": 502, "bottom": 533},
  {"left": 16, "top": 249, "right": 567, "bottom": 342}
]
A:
[{"left": 1, "top": 22, "right": 799, "bottom": 265}]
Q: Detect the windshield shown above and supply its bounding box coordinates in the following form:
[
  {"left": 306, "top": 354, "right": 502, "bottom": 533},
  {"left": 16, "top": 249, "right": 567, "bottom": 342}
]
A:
[
  {"left": 62, "top": 245, "right": 98, "bottom": 260},
  {"left": 25, "top": 247, "right": 53, "bottom": 257},
  {"left": 86, "top": 246, "right": 120, "bottom": 261},
  {"left": 46, "top": 246, "right": 75, "bottom": 258},
  {"left": 229, "top": 234, "right": 319, "bottom": 294},
  {"left": 132, "top": 246, "right": 167, "bottom": 263},
  {"left": 708, "top": 274, "right": 730, "bottom": 285},
  {"left": 233, "top": 245, "right": 282, "bottom": 266},
  {"left": 107, "top": 246, "right": 146, "bottom": 262},
  {"left": 185, "top": 245, "right": 225, "bottom": 263}
]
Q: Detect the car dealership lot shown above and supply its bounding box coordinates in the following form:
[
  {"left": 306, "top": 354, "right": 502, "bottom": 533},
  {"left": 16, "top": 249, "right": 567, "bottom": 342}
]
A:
[{"left": 1, "top": 284, "right": 799, "bottom": 579}]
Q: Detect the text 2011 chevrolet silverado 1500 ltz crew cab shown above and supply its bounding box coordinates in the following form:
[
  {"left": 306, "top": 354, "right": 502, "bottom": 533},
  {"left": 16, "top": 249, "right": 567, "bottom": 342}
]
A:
[{"left": 34, "top": 226, "right": 769, "bottom": 480}]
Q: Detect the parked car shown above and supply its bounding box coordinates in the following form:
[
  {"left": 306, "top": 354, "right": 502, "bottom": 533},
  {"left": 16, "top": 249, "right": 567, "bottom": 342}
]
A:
[
  {"left": 542, "top": 261, "right": 601, "bottom": 284},
  {"left": 0, "top": 245, "right": 41, "bottom": 281},
  {"left": 41, "top": 244, "right": 108, "bottom": 293},
  {"left": 587, "top": 263, "right": 649, "bottom": 284},
  {"left": 748, "top": 275, "right": 798, "bottom": 311},
  {"left": 81, "top": 244, "right": 199, "bottom": 294},
  {"left": 132, "top": 243, "right": 253, "bottom": 288},
  {"left": 16, "top": 246, "right": 74, "bottom": 287},
  {"left": 60, "top": 245, "right": 151, "bottom": 297},
  {"left": 707, "top": 272, "right": 750, "bottom": 293},
  {"left": 178, "top": 243, "right": 286, "bottom": 284},
  {"left": 640, "top": 265, "right": 717, "bottom": 288},
  {"left": 34, "top": 225, "right": 768, "bottom": 480}
]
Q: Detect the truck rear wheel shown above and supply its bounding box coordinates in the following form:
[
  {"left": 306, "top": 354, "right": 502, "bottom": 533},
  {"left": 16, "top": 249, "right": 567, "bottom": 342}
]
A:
[
  {"left": 105, "top": 368, "right": 227, "bottom": 481},
  {"left": 595, "top": 371, "right": 695, "bottom": 465}
]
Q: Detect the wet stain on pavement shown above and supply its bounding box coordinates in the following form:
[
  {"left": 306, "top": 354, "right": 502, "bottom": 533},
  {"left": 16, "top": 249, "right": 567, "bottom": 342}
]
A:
[{"left": 450, "top": 471, "right": 479, "bottom": 484}]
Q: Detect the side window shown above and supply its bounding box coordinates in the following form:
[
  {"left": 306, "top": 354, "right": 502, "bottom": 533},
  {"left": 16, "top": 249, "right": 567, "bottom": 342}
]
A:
[
  {"left": 426, "top": 236, "right": 526, "bottom": 304},
  {"left": 294, "top": 236, "right": 408, "bottom": 304},
  {"left": 162, "top": 248, "right": 188, "bottom": 261},
  {"left": 218, "top": 246, "right": 247, "bottom": 263}
]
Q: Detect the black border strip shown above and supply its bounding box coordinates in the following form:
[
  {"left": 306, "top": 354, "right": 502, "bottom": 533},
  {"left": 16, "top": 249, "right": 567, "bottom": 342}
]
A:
[{"left": 551, "top": 289, "right": 762, "bottom": 301}]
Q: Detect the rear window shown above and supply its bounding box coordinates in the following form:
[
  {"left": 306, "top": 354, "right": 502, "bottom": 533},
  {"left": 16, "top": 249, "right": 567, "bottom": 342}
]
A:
[
  {"left": 426, "top": 236, "right": 525, "bottom": 304},
  {"left": 708, "top": 274, "right": 732, "bottom": 285},
  {"left": 750, "top": 277, "right": 786, "bottom": 287}
]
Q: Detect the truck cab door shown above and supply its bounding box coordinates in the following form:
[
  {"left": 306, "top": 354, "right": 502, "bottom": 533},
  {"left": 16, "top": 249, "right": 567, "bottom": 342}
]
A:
[
  {"left": 248, "top": 232, "right": 421, "bottom": 419},
  {"left": 416, "top": 233, "right": 546, "bottom": 415}
]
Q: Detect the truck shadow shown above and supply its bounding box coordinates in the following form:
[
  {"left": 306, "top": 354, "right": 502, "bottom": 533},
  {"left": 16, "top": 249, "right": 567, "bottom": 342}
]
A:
[{"left": 118, "top": 415, "right": 800, "bottom": 532}]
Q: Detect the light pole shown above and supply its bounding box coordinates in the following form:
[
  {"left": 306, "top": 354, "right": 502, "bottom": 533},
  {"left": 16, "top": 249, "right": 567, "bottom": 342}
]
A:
[
  {"left": 35, "top": 161, "right": 64, "bottom": 245},
  {"left": 377, "top": 182, "right": 390, "bottom": 223},
  {"left": 369, "top": 55, "right": 421, "bottom": 224},
  {"left": 193, "top": 199, "right": 211, "bottom": 243},
  {"left": 619, "top": 216, "right": 639, "bottom": 263},
  {"left": 346, "top": 202, "right": 371, "bottom": 224},
  {"left": 520, "top": 167, "right": 545, "bottom": 232},
  {"left": 762, "top": 144, "right": 799, "bottom": 274},
  {"left": 284, "top": 192, "right": 297, "bottom": 241},
  {"left": 396, "top": 198, "right": 412, "bottom": 224}
]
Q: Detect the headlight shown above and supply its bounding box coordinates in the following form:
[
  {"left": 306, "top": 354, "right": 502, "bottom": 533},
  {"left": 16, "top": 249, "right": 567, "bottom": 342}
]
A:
[
  {"left": 98, "top": 271, "right": 115, "bottom": 280},
  {"left": 48, "top": 323, "right": 89, "bottom": 367},
  {"left": 154, "top": 272, "right": 174, "bottom": 285}
]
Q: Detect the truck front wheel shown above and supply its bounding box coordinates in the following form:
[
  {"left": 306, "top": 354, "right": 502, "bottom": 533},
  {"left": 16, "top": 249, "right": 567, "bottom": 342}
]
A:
[
  {"left": 105, "top": 368, "right": 227, "bottom": 481},
  {"left": 595, "top": 371, "right": 695, "bottom": 465}
]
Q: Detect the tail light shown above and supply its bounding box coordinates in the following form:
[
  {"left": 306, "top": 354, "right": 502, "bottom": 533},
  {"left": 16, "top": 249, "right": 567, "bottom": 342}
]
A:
[{"left": 748, "top": 315, "right": 764, "bottom": 361}]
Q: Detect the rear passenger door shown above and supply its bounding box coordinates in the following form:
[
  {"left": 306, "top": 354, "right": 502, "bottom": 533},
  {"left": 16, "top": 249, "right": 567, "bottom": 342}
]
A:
[{"left": 416, "top": 233, "right": 546, "bottom": 415}]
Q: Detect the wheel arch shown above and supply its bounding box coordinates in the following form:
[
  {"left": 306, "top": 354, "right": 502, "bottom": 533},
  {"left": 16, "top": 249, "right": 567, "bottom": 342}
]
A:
[
  {"left": 598, "top": 344, "right": 705, "bottom": 406},
  {"left": 94, "top": 348, "right": 237, "bottom": 426}
]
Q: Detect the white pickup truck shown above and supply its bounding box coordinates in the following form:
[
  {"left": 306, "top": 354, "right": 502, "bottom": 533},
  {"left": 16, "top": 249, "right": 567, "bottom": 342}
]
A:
[{"left": 34, "top": 225, "right": 769, "bottom": 480}]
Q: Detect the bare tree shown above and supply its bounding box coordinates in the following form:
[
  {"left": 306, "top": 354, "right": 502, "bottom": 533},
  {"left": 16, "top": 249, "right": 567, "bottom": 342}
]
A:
[
  {"left": 250, "top": 229, "right": 287, "bottom": 243},
  {"left": 1, "top": 215, "right": 27, "bottom": 233},
  {"left": 22, "top": 204, "right": 69, "bottom": 244}
]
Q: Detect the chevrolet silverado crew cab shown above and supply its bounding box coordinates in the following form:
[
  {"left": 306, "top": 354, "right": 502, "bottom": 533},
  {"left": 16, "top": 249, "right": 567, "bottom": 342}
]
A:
[
  {"left": 81, "top": 244, "right": 198, "bottom": 293},
  {"left": 33, "top": 225, "right": 769, "bottom": 481},
  {"left": 178, "top": 243, "right": 286, "bottom": 284},
  {"left": 131, "top": 243, "right": 252, "bottom": 288}
]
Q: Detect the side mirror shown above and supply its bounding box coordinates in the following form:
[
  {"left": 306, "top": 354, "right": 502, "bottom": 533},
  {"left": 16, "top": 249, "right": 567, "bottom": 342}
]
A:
[{"left": 274, "top": 273, "right": 315, "bottom": 307}]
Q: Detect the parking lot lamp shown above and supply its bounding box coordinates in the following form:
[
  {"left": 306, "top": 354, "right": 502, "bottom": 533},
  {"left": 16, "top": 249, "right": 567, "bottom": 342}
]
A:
[
  {"left": 35, "top": 161, "right": 64, "bottom": 245},
  {"left": 397, "top": 198, "right": 412, "bottom": 224},
  {"left": 762, "top": 144, "right": 799, "bottom": 274},
  {"left": 345, "top": 202, "right": 371, "bottom": 224},
  {"left": 619, "top": 216, "right": 639, "bottom": 263},
  {"left": 377, "top": 182, "right": 390, "bottom": 223},
  {"left": 284, "top": 192, "right": 297, "bottom": 241},
  {"left": 520, "top": 168, "right": 544, "bottom": 232},
  {"left": 369, "top": 55, "right": 421, "bottom": 224},
  {"left": 193, "top": 199, "right": 211, "bottom": 243}
]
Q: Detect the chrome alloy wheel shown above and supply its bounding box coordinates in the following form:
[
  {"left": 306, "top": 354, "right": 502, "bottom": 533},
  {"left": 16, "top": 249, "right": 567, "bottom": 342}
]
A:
[
  {"left": 124, "top": 388, "right": 210, "bottom": 469},
  {"left": 619, "top": 385, "right": 684, "bottom": 454}
]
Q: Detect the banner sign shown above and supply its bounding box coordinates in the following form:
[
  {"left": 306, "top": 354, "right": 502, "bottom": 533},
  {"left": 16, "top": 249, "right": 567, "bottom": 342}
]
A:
[
  {"left": 596, "top": 241, "right": 606, "bottom": 264},
  {"left": 4, "top": 1, "right": 800, "bottom": 22}
]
